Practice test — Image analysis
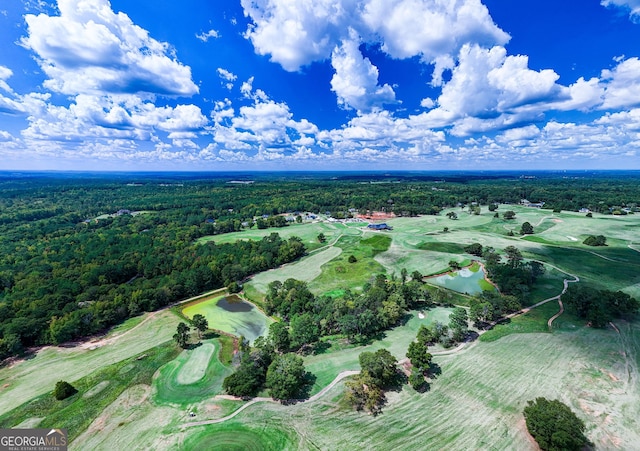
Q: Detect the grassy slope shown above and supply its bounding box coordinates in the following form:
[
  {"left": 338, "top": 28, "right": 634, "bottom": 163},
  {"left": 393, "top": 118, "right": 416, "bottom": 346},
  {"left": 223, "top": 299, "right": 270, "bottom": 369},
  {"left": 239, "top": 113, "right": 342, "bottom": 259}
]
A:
[
  {"left": 207, "top": 322, "right": 640, "bottom": 450},
  {"left": 0, "top": 341, "right": 180, "bottom": 442},
  {"left": 0, "top": 310, "right": 182, "bottom": 416}
]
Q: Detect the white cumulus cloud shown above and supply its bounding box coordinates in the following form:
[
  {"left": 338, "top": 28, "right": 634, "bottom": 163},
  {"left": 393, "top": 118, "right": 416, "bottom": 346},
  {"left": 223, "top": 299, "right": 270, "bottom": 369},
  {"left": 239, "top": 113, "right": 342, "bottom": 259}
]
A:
[
  {"left": 22, "top": 0, "right": 198, "bottom": 96},
  {"left": 330, "top": 32, "right": 397, "bottom": 112},
  {"left": 601, "top": 0, "right": 640, "bottom": 21},
  {"left": 196, "top": 29, "right": 220, "bottom": 42}
]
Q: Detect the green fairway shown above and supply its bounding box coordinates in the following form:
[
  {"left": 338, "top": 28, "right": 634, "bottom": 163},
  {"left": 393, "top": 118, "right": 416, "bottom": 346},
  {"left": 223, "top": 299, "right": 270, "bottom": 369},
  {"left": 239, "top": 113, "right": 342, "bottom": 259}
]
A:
[
  {"left": 153, "top": 340, "right": 231, "bottom": 405},
  {"left": 182, "top": 295, "right": 273, "bottom": 343},
  {"left": 246, "top": 245, "right": 342, "bottom": 295},
  {"left": 201, "top": 321, "right": 640, "bottom": 450},
  {"left": 176, "top": 343, "right": 216, "bottom": 385},
  {"left": 3, "top": 203, "right": 640, "bottom": 450},
  {"left": 197, "top": 221, "right": 356, "bottom": 251}
]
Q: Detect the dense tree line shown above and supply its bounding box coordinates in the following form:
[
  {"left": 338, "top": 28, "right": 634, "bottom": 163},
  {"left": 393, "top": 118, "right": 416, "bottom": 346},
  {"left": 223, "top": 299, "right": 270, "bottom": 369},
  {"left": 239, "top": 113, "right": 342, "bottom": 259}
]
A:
[{"left": 563, "top": 285, "right": 638, "bottom": 327}]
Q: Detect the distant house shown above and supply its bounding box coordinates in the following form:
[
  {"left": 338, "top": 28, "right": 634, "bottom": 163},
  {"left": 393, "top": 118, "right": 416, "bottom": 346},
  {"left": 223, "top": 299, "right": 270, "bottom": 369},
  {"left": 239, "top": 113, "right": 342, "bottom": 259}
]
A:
[
  {"left": 579, "top": 208, "right": 590, "bottom": 213},
  {"left": 116, "top": 209, "right": 131, "bottom": 216},
  {"left": 367, "top": 223, "right": 393, "bottom": 231},
  {"left": 520, "top": 199, "right": 545, "bottom": 208}
]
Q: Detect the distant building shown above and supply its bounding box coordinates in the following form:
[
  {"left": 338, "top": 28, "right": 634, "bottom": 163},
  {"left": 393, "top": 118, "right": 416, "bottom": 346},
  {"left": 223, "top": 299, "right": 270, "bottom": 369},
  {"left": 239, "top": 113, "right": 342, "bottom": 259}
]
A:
[
  {"left": 367, "top": 223, "right": 393, "bottom": 231},
  {"left": 520, "top": 199, "right": 545, "bottom": 208}
]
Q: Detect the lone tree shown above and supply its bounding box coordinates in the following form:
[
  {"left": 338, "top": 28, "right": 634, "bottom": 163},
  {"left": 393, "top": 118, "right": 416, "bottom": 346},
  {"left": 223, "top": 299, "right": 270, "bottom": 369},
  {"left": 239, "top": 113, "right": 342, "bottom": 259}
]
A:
[
  {"left": 446, "top": 211, "right": 458, "bottom": 220},
  {"left": 192, "top": 314, "right": 208, "bottom": 339},
  {"left": 54, "top": 380, "right": 77, "bottom": 400},
  {"left": 521, "top": 221, "right": 534, "bottom": 235},
  {"left": 406, "top": 340, "right": 432, "bottom": 375},
  {"left": 449, "top": 307, "right": 469, "bottom": 342},
  {"left": 524, "top": 397, "right": 588, "bottom": 451},
  {"left": 348, "top": 254, "right": 358, "bottom": 263},
  {"left": 173, "top": 322, "right": 190, "bottom": 348},
  {"left": 317, "top": 233, "right": 326, "bottom": 243},
  {"left": 503, "top": 210, "right": 516, "bottom": 220},
  {"left": 265, "top": 353, "right": 308, "bottom": 401},
  {"left": 359, "top": 349, "right": 399, "bottom": 388},
  {"left": 583, "top": 235, "right": 606, "bottom": 246}
]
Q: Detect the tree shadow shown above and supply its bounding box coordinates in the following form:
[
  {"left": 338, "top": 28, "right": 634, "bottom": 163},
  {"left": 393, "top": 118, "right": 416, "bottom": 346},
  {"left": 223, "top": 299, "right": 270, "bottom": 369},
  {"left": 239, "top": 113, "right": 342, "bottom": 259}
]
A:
[
  {"left": 465, "top": 330, "right": 480, "bottom": 342},
  {"left": 412, "top": 380, "right": 431, "bottom": 393},
  {"left": 427, "top": 362, "right": 442, "bottom": 379},
  {"left": 312, "top": 341, "right": 331, "bottom": 355},
  {"left": 202, "top": 331, "right": 220, "bottom": 340},
  {"left": 384, "top": 370, "right": 408, "bottom": 393},
  {"left": 185, "top": 342, "right": 203, "bottom": 350}
]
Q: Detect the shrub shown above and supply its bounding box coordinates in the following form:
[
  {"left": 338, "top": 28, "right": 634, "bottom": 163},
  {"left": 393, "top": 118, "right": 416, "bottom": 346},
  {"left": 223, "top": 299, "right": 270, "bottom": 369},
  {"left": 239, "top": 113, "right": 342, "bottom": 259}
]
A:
[
  {"left": 583, "top": 235, "right": 606, "bottom": 246},
  {"left": 348, "top": 255, "right": 357, "bottom": 263},
  {"left": 53, "top": 380, "right": 77, "bottom": 400}
]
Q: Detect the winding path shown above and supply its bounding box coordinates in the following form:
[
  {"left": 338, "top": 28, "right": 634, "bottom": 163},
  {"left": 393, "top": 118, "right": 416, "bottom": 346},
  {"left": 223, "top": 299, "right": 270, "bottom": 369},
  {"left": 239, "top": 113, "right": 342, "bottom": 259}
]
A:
[{"left": 181, "top": 370, "right": 361, "bottom": 428}]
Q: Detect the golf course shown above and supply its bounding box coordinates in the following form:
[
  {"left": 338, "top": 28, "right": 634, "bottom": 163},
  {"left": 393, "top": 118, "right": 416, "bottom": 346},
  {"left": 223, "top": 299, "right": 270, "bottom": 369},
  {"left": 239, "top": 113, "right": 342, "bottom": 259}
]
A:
[{"left": 1, "top": 204, "right": 639, "bottom": 450}]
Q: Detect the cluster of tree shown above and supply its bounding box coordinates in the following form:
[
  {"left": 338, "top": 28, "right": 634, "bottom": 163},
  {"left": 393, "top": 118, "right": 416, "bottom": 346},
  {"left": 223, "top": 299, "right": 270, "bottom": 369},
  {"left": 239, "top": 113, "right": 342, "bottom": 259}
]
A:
[
  {"left": 483, "top": 246, "right": 545, "bottom": 301},
  {"left": 345, "top": 349, "right": 401, "bottom": 415},
  {"left": 255, "top": 215, "right": 289, "bottom": 229},
  {"left": 172, "top": 315, "right": 209, "bottom": 348},
  {"left": 521, "top": 221, "right": 534, "bottom": 235},
  {"left": 563, "top": 285, "right": 638, "bottom": 327},
  {"left": 264, "top": 273, "right": 429, "bottom": 348},
  {"left": 583, "top": 235, "right": 606, "bottom": 246},
  {"left": 468, "top": 291, "right": 521, "bottom": 326},
  {"left": 406, "top": 327, "right": 434, "bottom": 391},
  {"left": 523, "top": 397, "right": 588, "bottom": 451},
  {"left": 222, "top": 334, "right": 309, "bottom": 401}
]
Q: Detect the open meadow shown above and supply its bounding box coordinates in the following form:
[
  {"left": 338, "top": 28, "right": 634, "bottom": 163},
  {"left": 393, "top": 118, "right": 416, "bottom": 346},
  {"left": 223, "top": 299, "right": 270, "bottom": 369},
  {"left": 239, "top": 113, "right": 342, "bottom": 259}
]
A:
[{"left": 1, "top": 204, "right": 639, "bottom": 449}]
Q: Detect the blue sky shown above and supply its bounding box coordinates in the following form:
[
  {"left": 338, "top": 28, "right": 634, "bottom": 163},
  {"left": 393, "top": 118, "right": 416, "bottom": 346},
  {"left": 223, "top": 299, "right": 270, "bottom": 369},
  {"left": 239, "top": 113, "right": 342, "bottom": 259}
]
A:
[{"left": 1, "top": 0, "right": 640, "bottom": 171}]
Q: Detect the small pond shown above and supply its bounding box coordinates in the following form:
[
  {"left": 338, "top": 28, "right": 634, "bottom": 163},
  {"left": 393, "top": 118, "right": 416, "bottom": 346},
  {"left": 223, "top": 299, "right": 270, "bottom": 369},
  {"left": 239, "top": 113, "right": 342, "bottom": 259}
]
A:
[
  {"left": 427, "top": 266, "right": 493, "bottom": 295},
  {"left": 182, "top": 295, "right": 273, "bottom": 343}
]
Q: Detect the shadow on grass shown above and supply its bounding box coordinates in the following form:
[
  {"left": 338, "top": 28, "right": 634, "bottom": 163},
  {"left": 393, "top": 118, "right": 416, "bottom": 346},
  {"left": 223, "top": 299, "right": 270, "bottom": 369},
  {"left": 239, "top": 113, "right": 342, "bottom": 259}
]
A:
[{"left": 427, "top": 362, "right": 442, "bottom": 379}]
